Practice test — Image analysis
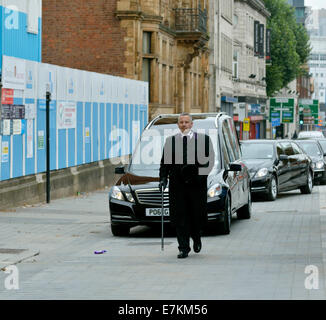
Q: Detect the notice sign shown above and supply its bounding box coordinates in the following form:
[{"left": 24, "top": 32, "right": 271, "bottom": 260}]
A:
[
  {"left": 25, "top": 103, "right": 36, "bottom": 120},
  {"left": 243, "top": 118, "right": 250, "bottom": 132},
  {"left": 11, "top": 105, "right": 25, "bottom": 119},
  {"left": 38, "top": 130, "right": 44, "bottom": 149},
  {"left": 27, "top": 120, "right": 33, "bottom": 158},
  {"left": 1, "top": 105, "right": 12, "bottom": 119},
  {"left": 2, "top": 141, "right": 9, "bottom": 163},
  {"left": 1, "top": 88, "right": 14, "bottom": 105},
  {"left": 57, "top": 101, "right": 76, "bottom": 129},
  {"left": 1, "top": 104, "right": 25, "bottom": 119},
  {"left": 1, "top": 120, "right": 11, "bottom": 135},
  {"left": 85, "top": 127, "right": 90, "bottom": 144},
  {"left": 12, "top": 119, "right": 22, "bottom": 135}
]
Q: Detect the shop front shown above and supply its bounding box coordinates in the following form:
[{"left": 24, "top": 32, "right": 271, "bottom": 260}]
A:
[
  {"left": 235, "top": 96, "right": 267, "bottom": 140},
  {"left": 221, "top": 96, "right": 238, "bottom": 117}
]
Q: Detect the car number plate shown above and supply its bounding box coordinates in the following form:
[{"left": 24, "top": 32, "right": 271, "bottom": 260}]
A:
[{"left": 145, "top": 208, "right": 170, "bottom": 216}]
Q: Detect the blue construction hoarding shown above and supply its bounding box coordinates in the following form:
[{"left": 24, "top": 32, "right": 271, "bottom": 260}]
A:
[{"left": 0, "top": 55, "right": 149, "bottom": 181}]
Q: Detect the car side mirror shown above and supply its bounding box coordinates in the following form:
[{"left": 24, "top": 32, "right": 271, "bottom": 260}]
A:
[
  {"left": 279, "top": 154, "right": 288, "bottom": 161},
  {"left": 115, "top": 166, "right": 125, "bottom": 174},
  {"left": 228, "top": 163, "right": 242, "bottom": 172}
]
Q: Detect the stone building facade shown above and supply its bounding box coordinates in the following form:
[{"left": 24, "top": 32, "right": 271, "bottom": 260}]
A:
[
  {"left": 232, "top": 0, "right": 269, "bottom": 139},
  {"left": 42, "top": 0, "right": 210, "bottom": 120},
  {"left": 209, "top": 0, "right": 236, "bottom": 115}
]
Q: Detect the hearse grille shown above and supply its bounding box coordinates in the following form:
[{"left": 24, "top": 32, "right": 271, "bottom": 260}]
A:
[{"left": 135, "top": 188, "right": 169, "bottom": 206}]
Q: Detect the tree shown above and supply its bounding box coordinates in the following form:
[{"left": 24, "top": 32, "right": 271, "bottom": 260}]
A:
[{"left": 263, "top": 0, "right": 311, "bottom": 97}]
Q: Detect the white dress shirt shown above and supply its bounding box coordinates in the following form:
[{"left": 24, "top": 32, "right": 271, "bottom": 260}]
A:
[{"left": 179, "top": 129, "right": 194, "bottom": 139}]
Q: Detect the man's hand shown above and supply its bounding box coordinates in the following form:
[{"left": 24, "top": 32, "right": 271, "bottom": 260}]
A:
[{"left": 159, "top": 177, "right": 168, "bottom": 192}]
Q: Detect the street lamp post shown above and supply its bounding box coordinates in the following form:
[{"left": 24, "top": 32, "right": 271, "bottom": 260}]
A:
[{"left": 46, "top": 91, "right": 51, "bottom": 203}]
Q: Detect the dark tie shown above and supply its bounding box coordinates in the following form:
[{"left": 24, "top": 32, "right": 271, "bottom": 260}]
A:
[{"left": 183, "top": 136, "right": 187, "bottom": 164}]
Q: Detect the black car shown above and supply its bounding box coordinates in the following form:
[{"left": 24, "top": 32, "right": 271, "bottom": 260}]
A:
[
  {"left": 295, "top": 139, "right": 326, "bottom": 184},
  {"left": 109, "top": 113, "right": 251, "bottom": 236},
  {"left": 240, "top": 139, "right": 313, "bottom": 200}
]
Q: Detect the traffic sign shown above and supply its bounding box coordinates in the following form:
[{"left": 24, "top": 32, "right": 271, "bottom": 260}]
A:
[
  {"left": 298, "top": 99, "right": 319, "bottom": 125},
  {"left": 269, "top": 98, "right": 294, "bottom": 123},
  {"left": 271, "top": 118, "right": 280, "bottom": 127}
]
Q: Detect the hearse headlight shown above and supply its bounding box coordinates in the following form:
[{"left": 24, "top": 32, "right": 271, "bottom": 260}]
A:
[{"left": 111, "top": 186, "right": 124, "bottom": 201}]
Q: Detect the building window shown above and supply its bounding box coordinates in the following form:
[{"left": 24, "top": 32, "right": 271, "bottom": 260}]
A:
[
  {"left": 233, "top": 14, "right": 238, "bottom": 26},
  {"left": 310, "top": 54, "right": 319, "bottom": 60},
  {"left": 221, "top": 34, "right": 232, "bottom": 73},
  {"left": 142, "top": 31, "right": 154, "bottom": 102},
  {"left": 142, "top": 32, "right": 152, "bottom": 54},
  {"left": 221, "top": 0, "right": 232, "bottom": 23},
  {"left": 233, "top": 51, "right": 238, "bottom": 78}
]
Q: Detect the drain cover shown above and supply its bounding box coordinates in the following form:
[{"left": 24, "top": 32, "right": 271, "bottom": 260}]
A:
[{"left": 0, "top": 249, "right": 27, "bottom": 254}]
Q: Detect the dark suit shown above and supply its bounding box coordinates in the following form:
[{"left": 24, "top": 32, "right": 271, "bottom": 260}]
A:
[{"left": 159, "top": 131, "right": 215, "bottom": 253}]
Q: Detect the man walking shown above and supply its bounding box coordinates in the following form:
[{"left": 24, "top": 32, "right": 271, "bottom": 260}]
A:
[{"left": 159, "top": 113, "right": 215, "bottom": 258}]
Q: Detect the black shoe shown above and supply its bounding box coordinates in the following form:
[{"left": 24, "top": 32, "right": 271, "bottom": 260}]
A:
[
  {"left": 193, "top": 239, "right": 202, "bottom": 253},
  {"left": 177, "top": 251, "right": 189, "bottom": 259}
]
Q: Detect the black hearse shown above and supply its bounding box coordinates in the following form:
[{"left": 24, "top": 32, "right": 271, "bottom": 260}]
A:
[{"left": 109, "top": 113, "right": 251, "bottom": 236}]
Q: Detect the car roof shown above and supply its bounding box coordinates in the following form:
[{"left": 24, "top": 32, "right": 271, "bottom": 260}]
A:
[
  {"left": 241, "top": 139, "right": 295, "bottom": 144},
  {"left": 298, "top": 131, "right": 324, "bottom": 136},
  {"left": 148, "top": 112, "right": 230, "bottom": 128},
  {"left": 241, "top": 139, "right": 274, "bottom": 143},
  {"left": 296, "top": 137, "right": 326, "bottom": 140},
  {"left": 296, "top": 139, "right": 319, "bottom": 143}
]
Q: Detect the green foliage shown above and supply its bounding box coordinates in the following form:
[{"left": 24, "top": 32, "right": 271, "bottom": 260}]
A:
[{"left": 263, "top": 0, "right": 311, "bottom": 97}]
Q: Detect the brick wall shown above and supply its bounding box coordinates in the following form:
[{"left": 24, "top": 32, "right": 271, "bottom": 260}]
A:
[{"left": 42, "top": 0, "right": 127, "bottom": 77}]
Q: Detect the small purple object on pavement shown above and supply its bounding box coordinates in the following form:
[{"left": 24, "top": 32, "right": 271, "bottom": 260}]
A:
[{"left": 94, "top": 250, "right": 107, "bottom": 254}]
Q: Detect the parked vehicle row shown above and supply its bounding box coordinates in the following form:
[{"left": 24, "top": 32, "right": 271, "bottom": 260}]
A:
[
  {"left": 240, "top": 139, "right": 314, "bottom": 201},
  {"left": 294, "top": 131, "right": 326, "bottom": 184},
  {"left": 295, "top": 140, "right": 326, "bottom": 184}
]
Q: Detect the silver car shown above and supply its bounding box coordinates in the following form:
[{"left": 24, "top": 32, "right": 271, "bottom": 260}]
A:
[{"left": 298, "top": 131, "right": 324, "bottom": 139}]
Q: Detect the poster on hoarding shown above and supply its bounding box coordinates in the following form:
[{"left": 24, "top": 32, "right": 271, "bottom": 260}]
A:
[
  {"left": 25, "top": 60, "right": 38, "bottom": 99},
  {"left": 1, "top": 88, "right": 14, "bottom": 105},
  {"left": 1, "top": 120, "right": 11, "bottom": 135},
  {"left": 38, "top": 63, "right": 57, "bottom": 100},
  {"left": 57, "top": 101, "right": 77, "bottom": 129},
  {"left": 85, "top": 127, "right": 90, "bottom": 144},
  {"left": 2, "top": 56, "right": 26, "bottom": 90},
  {"left": 12, "top": 119, "right": 22, "bottom": 135},
  {"left": 2, "top": 141, "right": 9, "bottom": 163},
  {"left": 27, "top": 120, "right": 34, "bottom": 158},
  {"left": 25, "top": 104, "right": 36, "bottom": 120},
  {"left": 38, "top": 130, "right": 44, "bottom": 149}
]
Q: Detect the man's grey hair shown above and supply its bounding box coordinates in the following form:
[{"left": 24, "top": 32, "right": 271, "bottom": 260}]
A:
[{"left": 178, "top": 112, "right": 192, "bottom": 121}]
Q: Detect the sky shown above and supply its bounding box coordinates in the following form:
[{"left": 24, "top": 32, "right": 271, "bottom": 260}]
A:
[{"left": 305, "top": 0, "right": 326, "bottom": 9}]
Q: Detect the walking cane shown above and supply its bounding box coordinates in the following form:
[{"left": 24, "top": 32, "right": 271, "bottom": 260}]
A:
[{"left": 161, "top": 185, "right": 164, "bottom": 251}]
